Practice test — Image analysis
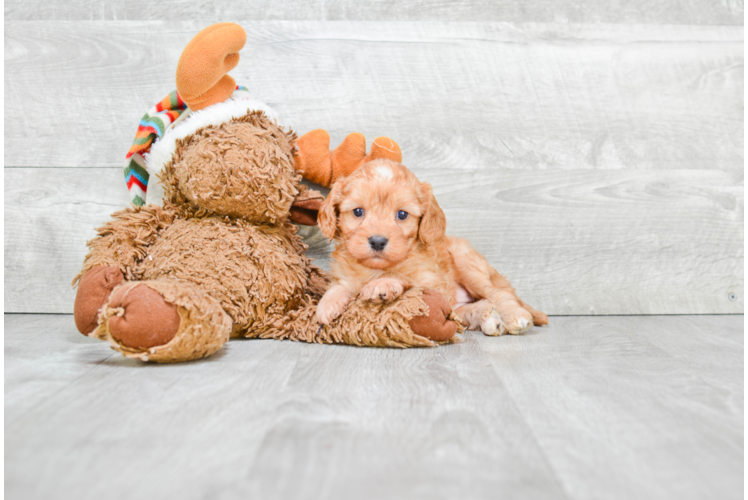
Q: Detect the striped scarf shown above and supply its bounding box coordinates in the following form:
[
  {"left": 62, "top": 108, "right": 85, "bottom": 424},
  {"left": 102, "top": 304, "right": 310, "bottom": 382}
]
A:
[{"left": 124, "top": 90, "right": 188, "bottom": 206}]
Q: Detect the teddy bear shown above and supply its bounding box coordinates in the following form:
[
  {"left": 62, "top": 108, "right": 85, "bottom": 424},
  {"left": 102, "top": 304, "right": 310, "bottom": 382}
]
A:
[{"left": 72, "top": 23, "right": 462, "bottom": 363}]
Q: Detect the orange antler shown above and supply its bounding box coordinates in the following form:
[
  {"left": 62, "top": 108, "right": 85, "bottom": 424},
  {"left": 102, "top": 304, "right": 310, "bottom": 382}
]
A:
[
  {"left": 176, "top": 23, "right": 247, "bottom": 111},
  {"left": 294, "top": 130, "right": 402, "bottom": 188}
]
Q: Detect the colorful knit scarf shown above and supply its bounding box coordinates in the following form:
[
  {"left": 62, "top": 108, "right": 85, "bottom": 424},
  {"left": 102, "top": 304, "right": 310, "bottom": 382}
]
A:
[
  {"left": 124, "top": 90, "right": 188, "bottom": 206},
  {"left": 124, "top": 87, "right": 254, "bottom": 205}
]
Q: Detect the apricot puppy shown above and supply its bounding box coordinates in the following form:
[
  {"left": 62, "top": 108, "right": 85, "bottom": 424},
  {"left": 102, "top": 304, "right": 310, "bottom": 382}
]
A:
[{"left": 315, "top": 159, "right": 547, "bottom": 335}]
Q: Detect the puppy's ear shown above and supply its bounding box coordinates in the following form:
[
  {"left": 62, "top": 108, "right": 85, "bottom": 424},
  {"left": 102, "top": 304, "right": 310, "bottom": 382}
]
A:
[
  {"left": 318, "top": 178, "right": 345, "bottom": 241},
  {"left": 417, "top": 183, "right": 446, "bottom": 246}
]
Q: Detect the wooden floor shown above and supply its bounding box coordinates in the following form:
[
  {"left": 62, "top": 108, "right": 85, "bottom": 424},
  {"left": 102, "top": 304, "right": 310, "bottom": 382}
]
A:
[{"left": 5, "top": 314, "right": 743, "bottom": 500}]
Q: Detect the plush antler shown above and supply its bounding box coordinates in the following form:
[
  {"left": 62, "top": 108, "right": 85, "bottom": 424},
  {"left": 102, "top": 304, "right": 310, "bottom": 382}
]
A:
[
  {"left": 174, "top": 22, "right": 401, "bottom": 186},
  {"left": 294, "top": 130, "right": 402, "bottom": 188},
  {"left": 176, "top": 22, "right": 247, "bottom": 111}
]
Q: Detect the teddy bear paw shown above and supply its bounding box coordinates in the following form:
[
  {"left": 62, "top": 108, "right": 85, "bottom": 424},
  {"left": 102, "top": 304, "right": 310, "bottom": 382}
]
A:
[
  {"left": 408, "top": 289, "right": 458, "bottom": 342},
  {"left": 74, "top": 266, "right": 125, "bottom": 335},
  {"left": 108, "top": 284, "right": 181, "bottom": 349}
]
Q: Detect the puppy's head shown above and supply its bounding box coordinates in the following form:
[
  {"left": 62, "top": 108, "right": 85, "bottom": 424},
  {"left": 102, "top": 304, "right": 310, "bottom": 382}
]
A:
[{"left": 318, "top": 159, "right": 446, "bottom": 269}]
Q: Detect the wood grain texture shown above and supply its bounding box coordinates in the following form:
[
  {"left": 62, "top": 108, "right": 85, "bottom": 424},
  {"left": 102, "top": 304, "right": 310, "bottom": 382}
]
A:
[
  {"left": 4, "top": 314, "right": 565, "bottom": 500},
  {"left": 4, "top": 0, "right": 743, "bottom": 24},
  {"left": 3, "top": 20, "right": 744, "bottom": 315},
  {"left": 5, "top": 167, "right": 742, "bottom": 314},
  {"left": 5, "top": 313, "right": 743, "bottom": 500},
  {"left": 477, "top": 315, "right": 744, "bottom": 500},
  {"left": 5, "top": 21, "right": 743, "bottom": 174},
  {"left": 4, "top": 168, "right": 131, "bottom": 314}
]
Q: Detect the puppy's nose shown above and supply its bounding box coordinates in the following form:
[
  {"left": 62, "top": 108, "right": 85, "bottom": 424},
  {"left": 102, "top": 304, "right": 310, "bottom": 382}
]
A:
[{"left": 368, "top": 235, "right": 388, "bottom": 251}]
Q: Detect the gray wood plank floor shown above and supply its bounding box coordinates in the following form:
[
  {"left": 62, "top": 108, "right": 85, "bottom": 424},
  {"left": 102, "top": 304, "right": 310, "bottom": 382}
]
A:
[{"left": 5, "top": 314, "right": 743, "bottom": 500}]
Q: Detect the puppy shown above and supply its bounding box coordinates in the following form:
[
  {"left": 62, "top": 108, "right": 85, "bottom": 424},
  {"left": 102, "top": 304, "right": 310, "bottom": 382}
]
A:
[{"left": 315, "top": 159, "right": 548, "bottom": 335}]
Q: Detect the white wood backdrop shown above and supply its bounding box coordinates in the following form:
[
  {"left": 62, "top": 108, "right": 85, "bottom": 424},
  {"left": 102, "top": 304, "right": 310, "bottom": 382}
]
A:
[
  {"left": 4, "top": 0, "right": 744, "bottom": 24},
  {"left": 4, "top": 3, "right": 744, "bottom": 314}
]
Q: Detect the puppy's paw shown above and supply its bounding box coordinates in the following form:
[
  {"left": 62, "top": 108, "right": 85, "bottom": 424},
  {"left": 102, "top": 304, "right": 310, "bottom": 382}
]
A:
[
  {"left": 480, "top": 308, "right": 506, "bottom": 336},
  {"left": 316, "top": 291, "right": 351, "bottom": 325},
  {"left": 359, "top": 278, "right": 404, "bottom": 303},
  {"left": 500, "top": 307, "right": 533, "bottom": 335}
]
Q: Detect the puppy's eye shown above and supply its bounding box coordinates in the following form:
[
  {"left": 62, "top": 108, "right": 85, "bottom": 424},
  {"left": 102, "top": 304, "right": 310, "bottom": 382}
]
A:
[
  {"left": 397, "top": 210, "right": 409, "bottom": 220},
  {"left": 353, "top": 208, "right": 364, "bottom": 217}
]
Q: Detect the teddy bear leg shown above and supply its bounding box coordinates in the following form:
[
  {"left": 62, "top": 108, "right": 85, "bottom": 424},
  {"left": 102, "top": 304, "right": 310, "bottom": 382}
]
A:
[
  {"left": 74, "top": 265, "right": 125, "bottom": 335},
  {"left": 95, "top": 280, "right": 233, "bottom": 363}
]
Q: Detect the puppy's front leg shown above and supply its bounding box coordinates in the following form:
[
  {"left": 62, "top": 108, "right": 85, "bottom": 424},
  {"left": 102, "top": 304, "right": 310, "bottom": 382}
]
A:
[
  {"left": 316, "top": 284, "right": 353, "bottom": 325},
  {"left": 359, "top": 277, "right": 407, "bottom": 303}
]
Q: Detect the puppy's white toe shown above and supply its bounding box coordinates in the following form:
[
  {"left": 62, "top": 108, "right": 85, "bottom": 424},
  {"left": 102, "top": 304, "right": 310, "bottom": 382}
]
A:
[
  {"left": 480, "top": 308, "right": 506, "bottom": 336},
  {"left": 360, "top": 278, "right": 404, "bottom": 303},
  {"left": 505, "top": 312, "right": 532, "bottom": 335},
  {"left": 315, "top": 308, "right": 335, "bottom": 325},
  {"left": 316, "top": 292, "right": 350, "bottom": 325}
]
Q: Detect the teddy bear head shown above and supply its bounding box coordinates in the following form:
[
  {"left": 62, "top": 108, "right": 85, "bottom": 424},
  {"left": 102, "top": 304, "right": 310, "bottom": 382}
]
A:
[
  {"left": 165, "top": 114, "right": 298, "bottom": 223},
  {"left": 146, "top": 103, "right": 309, "bottom": 225},
  {"left": 139, "top": 22, "right": 322, "bottom": 225}
]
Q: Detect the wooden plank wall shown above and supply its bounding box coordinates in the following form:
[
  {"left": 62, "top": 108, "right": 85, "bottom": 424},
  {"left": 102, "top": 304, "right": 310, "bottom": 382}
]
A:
[
  {"left": 4, "top": 0, "right": 744, "bottom": 24},
  {"left": 4, "top": 2, "right": 744, "bottom": 315}
]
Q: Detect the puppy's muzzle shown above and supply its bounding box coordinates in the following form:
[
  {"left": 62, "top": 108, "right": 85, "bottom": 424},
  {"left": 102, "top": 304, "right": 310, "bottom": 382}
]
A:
[{"left": 368, "top": 235, "right": 388, "bottom": 251}]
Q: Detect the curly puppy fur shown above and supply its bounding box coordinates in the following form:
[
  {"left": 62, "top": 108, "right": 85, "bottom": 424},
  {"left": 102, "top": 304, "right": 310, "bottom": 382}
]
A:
[{"left": 316, "top": 159, "right": 548, "bottom": 335}]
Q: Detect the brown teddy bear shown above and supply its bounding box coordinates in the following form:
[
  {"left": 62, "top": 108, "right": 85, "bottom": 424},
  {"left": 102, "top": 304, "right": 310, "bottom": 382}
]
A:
[{"left": 72, "top": 23, "right": 462, "bottom": 363}]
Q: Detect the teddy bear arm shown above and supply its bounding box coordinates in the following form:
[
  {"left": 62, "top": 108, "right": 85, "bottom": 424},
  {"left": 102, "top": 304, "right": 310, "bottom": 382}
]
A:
[
  {"left": 74, "top": 204, "right": 178, "bottom": 285},
  {"left": 72, "top": 205, "right": 179, "bottom": 335},
  {"left": 262, "top": 287, "right": 461, "bottom": 347}
]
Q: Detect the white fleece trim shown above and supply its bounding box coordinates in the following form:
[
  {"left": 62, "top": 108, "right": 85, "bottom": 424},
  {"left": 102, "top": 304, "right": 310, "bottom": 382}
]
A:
[{"left": 144, "top": 91, "right": 279, "bottom": 205}]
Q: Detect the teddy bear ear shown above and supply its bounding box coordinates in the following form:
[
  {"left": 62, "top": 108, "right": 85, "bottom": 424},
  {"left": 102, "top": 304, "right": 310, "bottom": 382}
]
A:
[
  {"left": 289, "top": 189, "right": 325, "bottom": 226},
  {"left": 176, "top": 23, "right": 247, "bottom": 111}
]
